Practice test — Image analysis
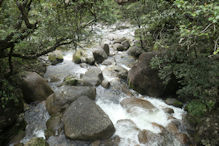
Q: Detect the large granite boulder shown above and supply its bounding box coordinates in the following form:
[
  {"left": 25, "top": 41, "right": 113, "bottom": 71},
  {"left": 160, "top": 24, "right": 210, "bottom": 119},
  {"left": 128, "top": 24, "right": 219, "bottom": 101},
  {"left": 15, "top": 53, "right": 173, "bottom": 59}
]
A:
[
  {"left": 63, "top": 96, "right": 115, "bottom": 140},
  {"left": 93, "top": 49, "right": 108, "bottom": 64},
  {"left": 46, "top": 85, "right": 96, "bottom": 115},
  {"left": 82, "top": 67, "right": 103, "bottom": 86},
  {"left": 128, "top": 52, "right": 178, "bottom": 97},
  {"left": 73, "top": 49, "right": 94, "bottom": 65},
  {"left": 48, "top": 50, "right": 64, "bottom": 65},
  {"left": 19, "top": 71, "right": 53, "bottom": 103}
]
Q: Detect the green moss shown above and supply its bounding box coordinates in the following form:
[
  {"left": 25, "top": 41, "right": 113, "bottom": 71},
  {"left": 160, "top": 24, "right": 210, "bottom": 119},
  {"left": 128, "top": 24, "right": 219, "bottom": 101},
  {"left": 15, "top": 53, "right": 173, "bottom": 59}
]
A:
[
  {"left": 24, "top": 137, "right": 48, "bottom": 146},
  {"left": 73, "top": 49, "right": 84, "bottom": 64},
  {"left": 63, "top": 75, "right": 78, "bottom": 86}
]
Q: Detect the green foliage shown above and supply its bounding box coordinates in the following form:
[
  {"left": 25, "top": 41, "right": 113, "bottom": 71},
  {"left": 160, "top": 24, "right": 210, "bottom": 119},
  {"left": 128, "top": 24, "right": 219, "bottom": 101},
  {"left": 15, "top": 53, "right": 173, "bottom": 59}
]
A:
[
  {"left": 0, "top": 79, "right": 19, "bottom": 109},
  {"left": 122, "top": 0, "right": 219, "bottom": 116}
]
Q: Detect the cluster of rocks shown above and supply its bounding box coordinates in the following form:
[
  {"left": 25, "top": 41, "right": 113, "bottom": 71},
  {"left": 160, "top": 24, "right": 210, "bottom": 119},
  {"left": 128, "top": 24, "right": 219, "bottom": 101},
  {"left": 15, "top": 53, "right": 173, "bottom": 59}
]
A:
[{"left": 10, "top": 69, "right": 116, "bottom": 145}]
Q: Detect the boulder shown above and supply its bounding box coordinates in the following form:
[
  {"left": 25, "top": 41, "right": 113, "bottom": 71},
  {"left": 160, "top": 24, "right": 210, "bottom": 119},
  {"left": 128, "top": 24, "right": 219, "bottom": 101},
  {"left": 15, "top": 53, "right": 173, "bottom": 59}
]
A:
[
  {"left": 138, "top": 130, "right": 159, "bottom": 144},
  {"left": 115, "top": 43, "right": 126, "bottom": 51},
  {"left": 121, "top": 40, "right": 130, "bottom": 50},
  {"left": 46, "top": 85, "right": 96, "bottom": 115},
  {"left": 101, "top": 80, "right": 110, "bottom": 89},
  {"left": 102, "top": 43, "right": 110, "bottom": 56},
  {"left": 63, "top": 96, "right": 115, "bottom": 140},
  {"left": 24, "top": 137, "right": 48, "bottom": 146},
  {"left": 114, "top": 65, "right": 128, "bottom": 79},
  {"left": 127, "top": 46, "right": 143, "bottom": 58},
  {"left": 82, "top": 67, "right": 103, "bottom": 86},
  {"left": 165, "top": 98, "right": 183, "bottom": 108},
  {"left": 176, "top": 133, "right": 190, "bottom": 145},
  {"left": 19, "top": 71, "right": 53, "bottom": 103},
  {"left": 113, "top": 37, "right": 127, "bottom": 44},
  {"left": 73, "top": 49, "right": 94, "bottom": 65},
  {"left": 93, "top": 49, "right": 108, "bottom": 64},
  {"left": 120, "top": 98, "right": 157, "bottom": 113},
  {"left": 46, "top": 114, "right": 62, "bottom": 137},
  {"left": 48, "top": 50, "right": 63, "bottom": 65},
  {"left": 128, "top": 52, "right": 178, "bottom": 97},
  {"left": 166, "top": 122, "right": 179, "bottom": 134},
  {"left": 63, "top": 75, "right": 78, "bottom": 86},
  {"left": 163, "top": 107, "right": 174, "bottom": 114},
  {"left": 73, "top": 49, "right": 84, "bottom": 64}
]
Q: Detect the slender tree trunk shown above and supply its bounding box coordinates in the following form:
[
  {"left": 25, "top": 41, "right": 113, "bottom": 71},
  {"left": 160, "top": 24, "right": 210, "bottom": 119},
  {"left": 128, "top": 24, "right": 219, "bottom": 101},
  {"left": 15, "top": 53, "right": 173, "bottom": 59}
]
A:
[{"left": 8, "top": 46, "right": 14, "bottom": 75}]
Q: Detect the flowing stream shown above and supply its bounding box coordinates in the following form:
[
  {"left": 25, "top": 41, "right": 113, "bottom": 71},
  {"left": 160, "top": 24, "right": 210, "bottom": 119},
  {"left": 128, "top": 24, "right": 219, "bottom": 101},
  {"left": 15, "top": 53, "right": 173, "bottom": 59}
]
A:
[{"left": 20, "top": 22, "right": 187, "bottom": 146}]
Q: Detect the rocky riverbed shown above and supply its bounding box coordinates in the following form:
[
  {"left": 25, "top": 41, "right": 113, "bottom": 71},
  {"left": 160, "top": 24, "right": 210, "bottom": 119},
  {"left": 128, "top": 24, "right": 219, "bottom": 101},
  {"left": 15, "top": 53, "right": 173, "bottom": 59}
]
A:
[{"left": 11, "top": 22, "right": 191, "bottom": 146}]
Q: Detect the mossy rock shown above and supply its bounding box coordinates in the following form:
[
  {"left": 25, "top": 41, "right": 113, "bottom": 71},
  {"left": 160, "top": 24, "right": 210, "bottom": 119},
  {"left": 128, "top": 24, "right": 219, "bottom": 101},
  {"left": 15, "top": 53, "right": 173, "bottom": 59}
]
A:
[
  {"left": 73, "top": 49, "right": 85, "bottom": 64},
  {"left": 63, "top": 75, "right": 78, "bottom": 86},
  {"left": 24, "top": 137, "right": 48, "bottom": 146},
  {"left": 48, "top": 51, "right": 64, "bottom": 65},
  {"left": 165, "top": 98, "right": 183, "bottom": 108}
]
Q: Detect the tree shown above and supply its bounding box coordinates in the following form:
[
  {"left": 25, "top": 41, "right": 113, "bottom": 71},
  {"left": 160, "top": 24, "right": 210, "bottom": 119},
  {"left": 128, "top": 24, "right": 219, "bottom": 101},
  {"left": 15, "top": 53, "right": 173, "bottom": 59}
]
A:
[{"left": 0, "top": 0, "right": 108, "bottom": 75}]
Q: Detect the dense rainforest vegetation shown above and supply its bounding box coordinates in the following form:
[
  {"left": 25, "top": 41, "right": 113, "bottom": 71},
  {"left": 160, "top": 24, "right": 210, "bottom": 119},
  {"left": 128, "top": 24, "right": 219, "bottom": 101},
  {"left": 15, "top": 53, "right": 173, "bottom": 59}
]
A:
[{"left": 0, "top": 0, "right": 218, "bottom": 145}]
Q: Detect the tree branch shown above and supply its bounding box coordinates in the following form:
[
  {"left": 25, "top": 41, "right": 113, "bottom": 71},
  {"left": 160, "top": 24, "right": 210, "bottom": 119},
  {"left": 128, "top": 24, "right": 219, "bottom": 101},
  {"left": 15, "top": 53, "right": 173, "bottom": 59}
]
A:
[{"left": 12, "top": 39, "right": 74, "bottom": 59}]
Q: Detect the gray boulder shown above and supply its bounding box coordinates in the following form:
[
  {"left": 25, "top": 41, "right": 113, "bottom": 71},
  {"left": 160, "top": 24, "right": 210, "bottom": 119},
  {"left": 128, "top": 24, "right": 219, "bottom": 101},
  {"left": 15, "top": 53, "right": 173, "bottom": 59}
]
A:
[
  {"left": 46, "top": 85, "right": 96, "bottom": 115},
  {"left": 63, "top": 96, "right": 115, "bottom": 140},
  {"left": 19, "top": 71, "right": 53, "bottom": 103},
  {"left": 82, "top": 67, "right": 103, "bottom": 86},
  {"left": 127, "top": 46, "right": 143, "bottom": 58},
  {"left": 48, "top": 50, "right": 64, "bottom": 65},
  {"left": 115, "top": 43, "right": 126, "bottom": 51},
  {"left": 102, "top": 43, "right": 110, "bottom": 56},
  {"left": 93, "top": 49, "right": 108, "bottom": 64},
  {"left": 121, "top": 40, "right": 130, "bottom": 50},
  {"left": 128, "top": 52, "right": 178, "bottom": 97}
]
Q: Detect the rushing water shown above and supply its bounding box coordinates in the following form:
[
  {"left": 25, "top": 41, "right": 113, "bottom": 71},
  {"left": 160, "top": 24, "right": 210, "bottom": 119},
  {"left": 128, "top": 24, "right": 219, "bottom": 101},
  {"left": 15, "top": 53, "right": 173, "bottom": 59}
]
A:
[{"left": 20, "top": 22, "right": 187, "bottom": 146}]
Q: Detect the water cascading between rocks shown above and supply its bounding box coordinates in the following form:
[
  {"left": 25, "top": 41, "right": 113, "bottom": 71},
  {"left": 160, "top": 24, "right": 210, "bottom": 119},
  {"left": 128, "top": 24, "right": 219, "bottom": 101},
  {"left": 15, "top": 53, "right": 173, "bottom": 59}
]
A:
[{"left": 19, "top": 22, "right": 189, "bottom": 146}]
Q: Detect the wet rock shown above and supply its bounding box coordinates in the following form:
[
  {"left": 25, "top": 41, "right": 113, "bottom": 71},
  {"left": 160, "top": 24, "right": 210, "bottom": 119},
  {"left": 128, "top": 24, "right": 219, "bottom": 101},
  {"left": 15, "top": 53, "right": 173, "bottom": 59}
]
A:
[
  {"left": 101, "top": 135, "right": 120, "bottom": 146},
  {"left": 127, "top": 46, "right": 143, "bottom": 58},
  {"left": 102, "top": 60, "right": 113, "bottom": 65},
  {"left": 165, "top": 98, "right": 183, "bottom": 108},
  {"left": 46, "top": 114, "right": 62, "bottom": 137},
  {"left": 151, "top": 122, "right": 165, "bottom": 132},
  {"left": 128, "top": 52, "right": 178, "bottom": 97},
  {"left": 138, "top": 130, "right": 159, "bottom": 144},
  {"left": 114, "top": 65, "right": 128, "bottom": 80},
  {"left": 163, "top": 107, "right": 174, "bottom": 114},
  {"left": 120, "top": 98, "right": 157, "bottom": 112},
  {"left": 82, "top": 67, "right": 103, "bottom": 86},
  {"left": 63, "top": 96, "right": 115, "bottom": 140},
  {"left": 73, "top": 49, "right": 94, "bottom": 65},
  {"left": 115, "top": 43, "right": 126, "bottom": 51},
  {"left": 113, "top": 37, "right": 127, "bottom": 44},
  {"left": 121, "top": 40, "right": 130, "bottom": 50},
  {"left": 46, "top": 86, "right": 96, "bottom": 115},
  {"left": 166, "top": 122, "right": 179, "bottom": 134},
  {"left": 91, "top": 140, "right": 101, "bottom": 146},
  {"left": 63, "top": 75, "right": 78, "bottom": 86},
  {"left": 18, "top": 71, "right": 53, "bottom": 103},
  {"left": 176, "top": 133, "right": 190, "bottom": 145},
  {"left": 24, "top": 137, "right": 48, "bottom": 146},
  {"left": 73, "top": 49, "right": 84, "bottom": 64},
  {"left": 48, "top": 50, "right": 64, "bottom": 65},
  {"left": 93, "top": 49, "right": 108, "bottom": 64},
  {"left": 116, "top": 119, "right": 139, "bottom": 131},
  {"left": 101, "top": 80, "right": 110, "bottom": 89},
  {"left": 102, "top": 43, "right": 110, "bottom": 56}
]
